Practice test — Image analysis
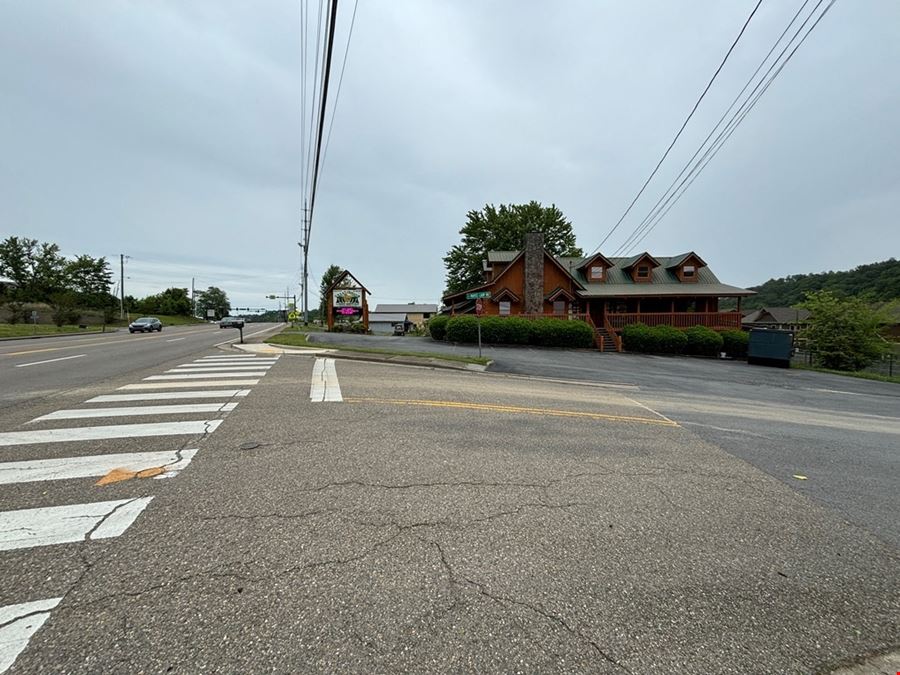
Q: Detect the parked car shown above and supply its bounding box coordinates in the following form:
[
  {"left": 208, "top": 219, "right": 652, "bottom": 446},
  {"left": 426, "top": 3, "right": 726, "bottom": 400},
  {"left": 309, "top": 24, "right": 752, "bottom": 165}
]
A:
[
  {"left": 129, "top": 317, "right": 162, "bottom": 333},
  {"left": 219, "top": 316, "right": 245, "bottom": 329},
  {"left": 393, "top": 323, "right": 406, "bottom": 336}
]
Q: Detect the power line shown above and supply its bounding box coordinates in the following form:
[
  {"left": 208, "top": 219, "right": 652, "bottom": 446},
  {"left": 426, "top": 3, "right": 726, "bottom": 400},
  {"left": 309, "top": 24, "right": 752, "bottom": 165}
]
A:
[
  {"left": 308, "top": 0, "right": 339, "bottom": 225},
  {"left": 320, "top": 0, "right": 359, "bottom": 179},
  {"left": 613, "top": 0, "right": 818, "bottom": 256},
  {"left": 589, "top": 0, "right": 764, "bottom": 256},
  {"left": 620, "top": 0, "right": 837, "bottom": 255}
]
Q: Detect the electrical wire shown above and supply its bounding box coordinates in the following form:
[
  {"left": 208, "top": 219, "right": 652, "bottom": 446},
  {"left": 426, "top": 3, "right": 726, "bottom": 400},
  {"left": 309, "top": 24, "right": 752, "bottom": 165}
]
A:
[
  {"left": 589, "top": 0, "right": 764, "bottom": 256},
  {"left": 613, "top": 0, "right": 819, "bottom": 256},
  {"left": 621, "top": 0, "right": 837, "bottom": 255},
  {"left": 320, "top": 0, "right": 359, "bottom": 179}
]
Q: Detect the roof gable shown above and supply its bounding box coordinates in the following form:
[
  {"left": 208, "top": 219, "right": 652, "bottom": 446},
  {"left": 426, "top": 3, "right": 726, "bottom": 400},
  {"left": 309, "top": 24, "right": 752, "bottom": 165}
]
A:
[{"left": 620, "top": 252, "right": 661, "bottom": 270}]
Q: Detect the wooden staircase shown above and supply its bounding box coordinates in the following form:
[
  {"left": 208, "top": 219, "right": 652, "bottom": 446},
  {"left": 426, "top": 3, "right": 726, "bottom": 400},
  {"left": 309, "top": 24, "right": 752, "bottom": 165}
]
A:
[{"left": 594, "top": 325, "right": 619, "bottom": 352}]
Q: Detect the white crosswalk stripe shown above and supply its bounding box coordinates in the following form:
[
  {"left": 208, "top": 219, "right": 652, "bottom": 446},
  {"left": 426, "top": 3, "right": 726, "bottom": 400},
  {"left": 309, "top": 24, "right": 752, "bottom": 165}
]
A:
[
  {"left": 0, "top": 497, "right": 154, "bottom": 551},
  {"left": 119, "top": 380, "right": 260, "bottom": 389},
  {"left": 0, "top": 420, "right": 222, "bottom": 446},
  {"left": 30, "top": 402, "right": 238, "bottom": 422},
  {"left": 0, "top": 598, "right": 62, "bottom": 673},
  {"left": 145, "top": 372, "right": 267, "bottom": 380},
  {"left": 0, "top": 351, "right": 279, "bottom": 670},
  {"left": 87, "top": 390, "right": 250, "bottom": 403},
  {"left": 0, "top": 449, "right": 197, "bottom": 484}
]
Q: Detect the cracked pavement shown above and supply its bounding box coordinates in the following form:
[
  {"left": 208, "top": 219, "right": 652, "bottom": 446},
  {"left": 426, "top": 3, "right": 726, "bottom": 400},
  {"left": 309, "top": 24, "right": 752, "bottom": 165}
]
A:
[{"left": 5, "top": 354, "right": 900, "bottom": 673}]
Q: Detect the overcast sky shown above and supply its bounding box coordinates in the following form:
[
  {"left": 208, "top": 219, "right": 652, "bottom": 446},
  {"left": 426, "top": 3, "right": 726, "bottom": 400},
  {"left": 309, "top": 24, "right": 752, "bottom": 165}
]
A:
[{"left": 1, "top": 1, "right": 898, "bottom": 312}]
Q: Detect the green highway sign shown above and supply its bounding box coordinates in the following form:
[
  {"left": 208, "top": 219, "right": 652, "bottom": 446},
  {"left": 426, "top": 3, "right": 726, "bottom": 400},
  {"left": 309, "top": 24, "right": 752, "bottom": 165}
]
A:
[{"left": 466, "top": 291, "right": 491, "bottom": 299}]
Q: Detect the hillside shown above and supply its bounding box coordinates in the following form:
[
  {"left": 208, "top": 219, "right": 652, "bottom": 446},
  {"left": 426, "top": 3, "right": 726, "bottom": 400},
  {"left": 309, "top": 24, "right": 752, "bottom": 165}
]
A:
[{"left": 736, "top": 259, "right": 900, "bottom": 310}]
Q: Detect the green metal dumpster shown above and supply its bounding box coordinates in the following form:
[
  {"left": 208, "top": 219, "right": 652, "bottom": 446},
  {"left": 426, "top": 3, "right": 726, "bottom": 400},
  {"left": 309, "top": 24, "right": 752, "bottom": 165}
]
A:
[{"left": 747, "top": 328, "right": 793, "bottom": 368}]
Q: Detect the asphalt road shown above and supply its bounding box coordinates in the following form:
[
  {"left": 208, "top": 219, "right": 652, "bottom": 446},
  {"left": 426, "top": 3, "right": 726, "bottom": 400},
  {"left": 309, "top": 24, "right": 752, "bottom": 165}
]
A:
[
  {"left": 0, "top": 331, "right": 897, "bottom": 672},
  {"left": 0, "top": 323, "right": 283, "bottom": 409},
  {"left": 311, "top": 333, "right": 900, "bottom": 549}
]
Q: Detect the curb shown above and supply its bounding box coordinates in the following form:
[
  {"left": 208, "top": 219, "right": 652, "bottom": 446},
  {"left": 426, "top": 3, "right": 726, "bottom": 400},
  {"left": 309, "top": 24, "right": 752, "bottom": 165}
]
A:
[{"left": 232, "top": 342, "right": 490, "bottom": 372}]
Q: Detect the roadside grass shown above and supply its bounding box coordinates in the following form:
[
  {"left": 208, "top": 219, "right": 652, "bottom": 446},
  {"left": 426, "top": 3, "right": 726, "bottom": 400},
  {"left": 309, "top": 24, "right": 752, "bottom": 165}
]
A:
[
  {"left": 0, "top": 323, "right": 108, "bottom": 338},
  {"left": 792, "top": 363, "right": 900, "bottom": 385},
  {"left": 266, "top": 330, "right": 491, "bottom": 366}
]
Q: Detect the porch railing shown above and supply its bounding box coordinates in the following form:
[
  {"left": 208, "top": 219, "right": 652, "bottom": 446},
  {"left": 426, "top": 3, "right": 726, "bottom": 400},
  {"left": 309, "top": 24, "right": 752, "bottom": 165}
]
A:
[{"left": 606, "top": 311, "right": 742, "bottom": 330}]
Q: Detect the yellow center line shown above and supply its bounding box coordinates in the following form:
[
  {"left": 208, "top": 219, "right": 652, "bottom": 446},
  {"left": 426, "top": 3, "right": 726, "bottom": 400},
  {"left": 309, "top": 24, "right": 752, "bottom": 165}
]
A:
[
  {"left": 2, "top": 327, "right": 217, "bottom": 357},
  {"left": 343, "top": 397, "right": 680, "bottom": 427}
]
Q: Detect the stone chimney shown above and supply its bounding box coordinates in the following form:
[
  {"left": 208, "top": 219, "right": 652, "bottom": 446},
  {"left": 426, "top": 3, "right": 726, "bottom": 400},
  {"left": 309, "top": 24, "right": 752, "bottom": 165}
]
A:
[{"left": 523, "top": 231, "right": 544, "bottom": 314}]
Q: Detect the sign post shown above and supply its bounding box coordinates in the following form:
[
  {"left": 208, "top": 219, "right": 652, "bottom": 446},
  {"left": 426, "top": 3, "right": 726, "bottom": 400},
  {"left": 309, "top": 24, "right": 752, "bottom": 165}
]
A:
[{"left": 466, "top": 292, "right": 490, "bottom": 358}]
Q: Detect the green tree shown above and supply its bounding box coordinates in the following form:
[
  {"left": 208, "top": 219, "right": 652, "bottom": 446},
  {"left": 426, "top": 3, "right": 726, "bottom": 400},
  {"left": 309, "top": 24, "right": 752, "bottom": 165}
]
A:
[
  {"left": 195, "top": 286, "right": 231, "bottom": 320},
  {"left": 799, "top": 290, "right": 889, "bottom": 371},
  {"left": 65, "top": 255, "right": 113, "bottom": 301},
  {"left": 442, "top": 201, "right": 582, "bottom": 295},
  {"left": 137, "top": 288, "right": 191, "bottom": 316},
  {"left": 0, "top": 236, "right": 68, "bottom": 302}
]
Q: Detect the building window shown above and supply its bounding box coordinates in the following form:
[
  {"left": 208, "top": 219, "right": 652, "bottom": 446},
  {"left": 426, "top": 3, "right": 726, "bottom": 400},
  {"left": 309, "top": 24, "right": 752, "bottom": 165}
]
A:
[
  {"left": 499, "top": 301, "right": 511, "bottom": 316},
  {"left": 637, "top": 266, "right": 650, "bottom": 279},
  {"left": 683, "top": 265, "right": 696, "bottom": 279},
  {"left": 553, "top": 300, "right": 565, "bottom": 315},
  {"left": 590, "top": 266, "right": 604, "bottom": 280}
]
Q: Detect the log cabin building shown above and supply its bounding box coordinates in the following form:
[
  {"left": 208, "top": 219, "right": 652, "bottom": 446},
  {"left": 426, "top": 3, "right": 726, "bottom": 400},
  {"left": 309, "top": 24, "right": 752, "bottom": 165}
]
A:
[{"left": 441, "top": 233, "right": 755, "bottom": 351}]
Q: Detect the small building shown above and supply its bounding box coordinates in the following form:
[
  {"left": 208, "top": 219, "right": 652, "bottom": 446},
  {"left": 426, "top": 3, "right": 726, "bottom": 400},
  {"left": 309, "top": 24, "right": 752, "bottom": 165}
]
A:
[
  {"left": 369, "top": 312, "right": 409, "bottom": 335},
  {"left": 373, "top": 303, "right": 438, "bottom": 328},
  {"left": 742, "top": 307, "right": 811, "bottom": 332}
]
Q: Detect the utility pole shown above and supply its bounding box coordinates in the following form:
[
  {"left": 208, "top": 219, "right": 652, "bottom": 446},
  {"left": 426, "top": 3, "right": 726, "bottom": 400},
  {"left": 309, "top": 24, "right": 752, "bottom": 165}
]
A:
[
  {"left": 191, "top": 277, "right": 196, "bottom": 318},
  {"left": 119, "top": 254, "right": 125, "bottom": 320},
  {"left": 301, "top": 202, "right": 310, "bottom": 324}
]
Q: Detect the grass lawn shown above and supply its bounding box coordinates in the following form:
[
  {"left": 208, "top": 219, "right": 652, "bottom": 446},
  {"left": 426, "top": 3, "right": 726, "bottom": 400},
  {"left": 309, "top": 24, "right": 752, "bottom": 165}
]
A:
[
  {"left": 793, "top": 363, "right": 900, "bottom": 385},
  {"left": 0, "top": 324, "right": 108, "bottom": 338},
  {"left": 266, "top": 330, "right": 490, "bottom": 366}
]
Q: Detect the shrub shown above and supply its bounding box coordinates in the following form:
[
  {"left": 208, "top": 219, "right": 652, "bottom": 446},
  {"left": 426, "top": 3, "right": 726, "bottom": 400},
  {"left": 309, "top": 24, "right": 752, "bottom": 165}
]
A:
[
  {"left": 720, "top": 330, "right": 749, "bottom": 358},
  {"left": 653, "top": 325, "right": 688, "bottom": 354},
  {"left": 529, "top": 318, "right": 594, "bottom": 348},
  {"left": 428, "top": 315, "right": 449, "bottom": 341},
  {"left": 331, "top": 322, "right": 367, "bottom": 334},
  {"left": 444, "top": 315, "right": 591, "bottom": 348},
  {"left": 622, "top": 323, "right": 688, "bottom": 354},
  {"left": 446, "top": 315, "right": 480, "bottom": 343},
  {"left": 684, "top": 325, "right": 724, "bottom": 356},
  {"left": 500, "top": 317, "right": 533, "bottom": 344},
  {"left": 622, "top": 323, "right": 652, "bottom": 352}
]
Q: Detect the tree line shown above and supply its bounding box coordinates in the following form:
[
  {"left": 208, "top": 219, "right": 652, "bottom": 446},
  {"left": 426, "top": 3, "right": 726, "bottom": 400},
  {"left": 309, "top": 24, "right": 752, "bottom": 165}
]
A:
[
  {"left": 743, "top": 259, "right": 900, "bottom": 310},
  {"left": 0, "top": 236, "right": 231, "bottom": 324}
]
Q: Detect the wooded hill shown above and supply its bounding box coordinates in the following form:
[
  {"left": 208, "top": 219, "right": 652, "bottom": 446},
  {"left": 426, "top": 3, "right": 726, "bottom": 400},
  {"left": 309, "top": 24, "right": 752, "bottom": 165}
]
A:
[{"left": 738, "top": 259, "right": 900, "bottom": 310}]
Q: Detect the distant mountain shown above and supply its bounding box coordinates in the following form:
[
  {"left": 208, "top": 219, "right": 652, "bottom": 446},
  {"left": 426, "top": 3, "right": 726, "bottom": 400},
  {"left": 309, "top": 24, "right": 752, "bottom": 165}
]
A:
[{"left": 732, "top": 259, "right": 900, "bottom": 310}]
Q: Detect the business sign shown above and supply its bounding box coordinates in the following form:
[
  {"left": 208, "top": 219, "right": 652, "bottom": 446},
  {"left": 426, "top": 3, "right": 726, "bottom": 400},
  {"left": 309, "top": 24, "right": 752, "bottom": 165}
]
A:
[{"left": 333, "top": 288, "right": 362, "bottom": 309}]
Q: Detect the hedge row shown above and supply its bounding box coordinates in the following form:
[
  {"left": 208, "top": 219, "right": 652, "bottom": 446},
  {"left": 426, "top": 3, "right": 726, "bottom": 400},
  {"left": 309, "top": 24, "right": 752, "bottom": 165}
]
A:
[
  {"left": 621, "top": 323, "right": 749, "bottom": 357},
  {"left": 430, "top": 315, "right": 594, "bottom": 348}
]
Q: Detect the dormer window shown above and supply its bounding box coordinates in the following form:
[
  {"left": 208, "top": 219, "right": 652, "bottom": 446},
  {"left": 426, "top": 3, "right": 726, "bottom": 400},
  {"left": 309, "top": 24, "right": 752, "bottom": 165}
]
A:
[
  {"left": 683, "top": 265, "right": 696, "bottom": 278},
  {"left": 589, "top": 265, "right": 604, "bottom": 281},
  {"left": 636, "top": 266, "right": 650, "bottom": 279}
]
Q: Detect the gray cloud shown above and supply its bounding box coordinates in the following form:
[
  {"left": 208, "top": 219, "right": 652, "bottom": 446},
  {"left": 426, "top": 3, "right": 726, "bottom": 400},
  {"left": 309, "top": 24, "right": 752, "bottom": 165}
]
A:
[{"left": 2, "top": 1, "right": 898, "bottom": 311}]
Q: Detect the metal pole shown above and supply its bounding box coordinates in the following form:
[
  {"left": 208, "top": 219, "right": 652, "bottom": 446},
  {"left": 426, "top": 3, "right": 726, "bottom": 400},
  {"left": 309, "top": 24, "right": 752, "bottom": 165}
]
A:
[
  {"left": 302, "top": 202, "right": 310, "bottom": 325},
  {"left": 477, "top": 316, "right": 482, "bottom": 359},
  {"left": 191, "top": 277, "right": 195, "bottom": 317},
  {"left": 119, "top": 254, "right": 125, "bottom": 320}
]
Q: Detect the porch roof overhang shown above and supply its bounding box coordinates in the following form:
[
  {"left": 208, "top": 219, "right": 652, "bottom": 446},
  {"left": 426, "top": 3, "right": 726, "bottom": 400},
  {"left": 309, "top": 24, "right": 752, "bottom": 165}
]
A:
[
  {"left": 545, "top": 286, "right": 576, "bottom": 302},
  {"left": 493, "top": 287, "right": 521, "bottom": 302},
  {"left": 577, "top": 284, "right": 756, "bottom": 298}
]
